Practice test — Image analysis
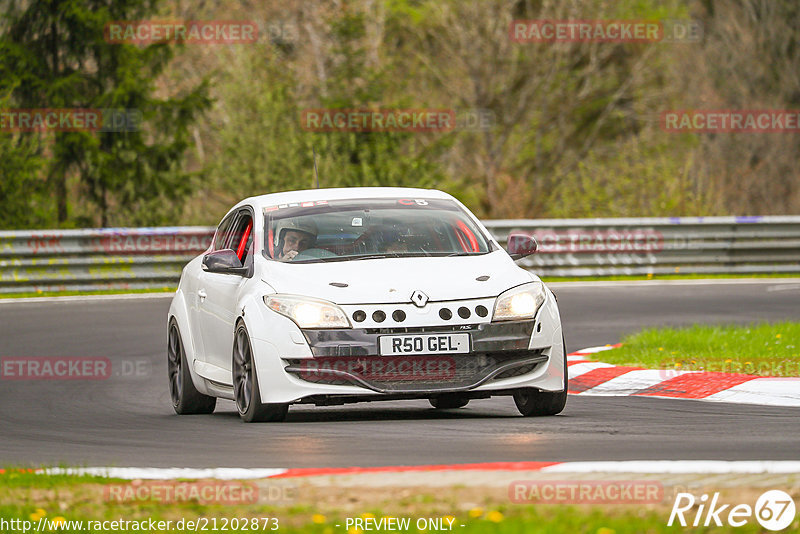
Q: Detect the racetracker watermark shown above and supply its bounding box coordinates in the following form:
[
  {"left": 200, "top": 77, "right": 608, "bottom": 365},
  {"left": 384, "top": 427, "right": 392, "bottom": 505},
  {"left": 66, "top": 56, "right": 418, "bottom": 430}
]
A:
[
  {"left": 301, "top": 109, "right": 454, "bottom": 133},
  {"left": 256, "top": 19, "right": 298, "bottom": 44},
  {"left": 104, "top": 481, "right": 262, "bottom": 505},
  {"left": 105, "top": 20, "right": 258, "bottom": 44},
  {"left": 297, "top": 356, "right": 456, "bottom": 382},
  {"left": 299, "top": 108, "right": 495, "bottom": 133},
  {"left": 1, "top": 357, "right": 111, "bottom": 380},
  {"left": 0, "top": 357, "right": 152, "bottom": 380},
  {"left": 662, "top": 110, "right": 800, "bottom": 133},
  {"left": 524, "top": 230, "right": 663, "bottom": 253},
  {"left": 0, "top": 109, "right": 141, "bottom": 132},
  {"left": 15, "top": 231, "right": 214, "bottom": 255},
  {"left": 669, "top": 490, "right": 796, "bottom": 530},
  {"left": 510, "top": 19, "right": 701, "bottom": 43},
  {"left": 91, "top": 232, "right": 213, "bottom": 254},
  {"left": 509, "top": 480, "right": 663, "bottom": 504},
  {"left": 658, "top": 359, "right": 800, "bottom": 378}
]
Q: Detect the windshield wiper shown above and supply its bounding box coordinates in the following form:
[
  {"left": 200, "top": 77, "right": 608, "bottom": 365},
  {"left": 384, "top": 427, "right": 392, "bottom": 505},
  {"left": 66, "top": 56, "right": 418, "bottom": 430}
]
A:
[
  {"left": 294, "top": 254, "right": 396, "bottom": 263},
  {"left": 294, "top": 252, "right": 452, "bottom": 263},
  {"left": 351, "top": 254, "right": 397, "bottom": 261}
]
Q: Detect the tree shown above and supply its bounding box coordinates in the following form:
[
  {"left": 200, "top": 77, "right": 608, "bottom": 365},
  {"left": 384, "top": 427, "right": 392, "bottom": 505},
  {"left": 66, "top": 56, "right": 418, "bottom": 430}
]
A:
[
  {"left": 386, "top": 0, "right": 689, "bottom": 218},
  {"left": 0, "top": 0, "right": 210, "bottom": 227},
  {"left": 684, "top": 0, "right": 800, "bottom": 215},
  {"left": 202, "top": 3, "right": 445, "bottom": 210},
  {"left": 0, "top": 94, "right": 49, "bottom": 228}
]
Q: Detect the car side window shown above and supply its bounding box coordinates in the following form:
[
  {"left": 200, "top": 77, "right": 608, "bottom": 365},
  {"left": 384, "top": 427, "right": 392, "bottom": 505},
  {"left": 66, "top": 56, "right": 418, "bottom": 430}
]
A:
[
  {"left": 213, "top": 213, "right": 237, "bottom": 251},
  {"left": 230, "top": 213, "right": 254, "bottom": 262}
]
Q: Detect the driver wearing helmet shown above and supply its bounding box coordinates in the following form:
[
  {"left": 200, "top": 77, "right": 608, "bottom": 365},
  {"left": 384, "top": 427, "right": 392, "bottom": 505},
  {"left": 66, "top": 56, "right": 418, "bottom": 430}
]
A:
[{"left": 275, "top": 219, "right": 318, "bottom": 262}]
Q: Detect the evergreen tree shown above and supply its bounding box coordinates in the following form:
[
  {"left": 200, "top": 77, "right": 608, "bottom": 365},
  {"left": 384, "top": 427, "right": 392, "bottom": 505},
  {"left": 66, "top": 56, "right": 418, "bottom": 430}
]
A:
[{"left": 0, "top": 0, "right": 210, "bottom": 227}]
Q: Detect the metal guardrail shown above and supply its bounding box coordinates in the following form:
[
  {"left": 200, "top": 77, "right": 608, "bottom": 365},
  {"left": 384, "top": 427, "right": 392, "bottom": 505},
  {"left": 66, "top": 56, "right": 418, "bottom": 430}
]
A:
[
  {"left": 0, "top": 216, "right": 798, "bottom": 293},
  {"left": 485, "top": 216, "right": 800, "bottom": 277},
  {"left": 0, "top": 227, "right": 214, "bottom": 294}
]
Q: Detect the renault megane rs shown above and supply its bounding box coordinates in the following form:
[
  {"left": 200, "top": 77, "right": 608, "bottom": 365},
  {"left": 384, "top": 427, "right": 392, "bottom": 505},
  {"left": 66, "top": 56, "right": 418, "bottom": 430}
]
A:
[{"left": 167, "top": 187, "right": 566, "bottom": 422}]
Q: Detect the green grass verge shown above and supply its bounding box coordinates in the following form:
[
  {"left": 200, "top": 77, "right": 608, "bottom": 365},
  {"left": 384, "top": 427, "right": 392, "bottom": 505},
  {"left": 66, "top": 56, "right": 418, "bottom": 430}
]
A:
[
  {"left": 0, "top": 469, "right": 122, "bottom": 488},
  {"left": 0, "top": 287, "right": 176, "bottom": 299},
  {"left": 598, "top": 322, "right": 800, "bottom": 376},
  {"left": 0, "top": 470, "right": 783, "bottom": 533}
]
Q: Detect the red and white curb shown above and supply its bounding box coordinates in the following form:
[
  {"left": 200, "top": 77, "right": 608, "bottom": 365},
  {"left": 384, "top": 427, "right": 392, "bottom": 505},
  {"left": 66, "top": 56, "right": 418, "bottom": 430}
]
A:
[
  {"left": 567, "top": 345, "right": 800, "bottom": 407},
  {"left": 38, "top": 461, "right": 800, "bottom": 480},
  {"left": 32, "top": 467, "right": 286, "bottom": 480}
]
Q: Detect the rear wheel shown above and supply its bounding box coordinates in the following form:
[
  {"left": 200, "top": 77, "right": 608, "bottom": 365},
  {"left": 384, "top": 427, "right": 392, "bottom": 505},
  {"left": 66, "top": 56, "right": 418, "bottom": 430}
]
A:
[
  {"left": 167, "top": 320, "right": 216, "bottom": 415},
  {"left": 429, "top": 395, "right": 470, "bottom": 409},
  {"left": 233, "top": 322, "right": 288, "bottom": 423},
  {"left": 514, "top": 334, "right": 568, "bottom": 417}
]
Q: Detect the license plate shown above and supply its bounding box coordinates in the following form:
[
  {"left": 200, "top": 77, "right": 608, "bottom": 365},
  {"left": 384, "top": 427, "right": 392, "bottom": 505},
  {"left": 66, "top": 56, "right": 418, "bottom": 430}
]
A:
[{"left": 379, "top": 333, "right": 471, "bottom": 355}]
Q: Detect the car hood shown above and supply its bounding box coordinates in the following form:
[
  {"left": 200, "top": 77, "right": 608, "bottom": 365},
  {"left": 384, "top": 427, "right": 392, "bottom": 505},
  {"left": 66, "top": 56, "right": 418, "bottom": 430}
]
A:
[{"left": 261, "top": 250, "right": 534, "bottom": 305}]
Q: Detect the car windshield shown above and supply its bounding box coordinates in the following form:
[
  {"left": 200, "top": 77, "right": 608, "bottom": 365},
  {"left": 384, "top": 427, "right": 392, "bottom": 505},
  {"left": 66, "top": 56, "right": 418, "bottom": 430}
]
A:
[{"left": 263, "top": 197, "right": 492, "bottom": 263}]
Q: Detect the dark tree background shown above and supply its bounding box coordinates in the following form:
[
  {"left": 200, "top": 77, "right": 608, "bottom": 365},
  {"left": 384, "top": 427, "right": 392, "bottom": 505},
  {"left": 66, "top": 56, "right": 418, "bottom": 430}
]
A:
[
  {"left": 0, "top": 0, "right": 210, "bottom": 227},
  {"left": 1, "top": 0, "right": 798, "bottom": 228}
]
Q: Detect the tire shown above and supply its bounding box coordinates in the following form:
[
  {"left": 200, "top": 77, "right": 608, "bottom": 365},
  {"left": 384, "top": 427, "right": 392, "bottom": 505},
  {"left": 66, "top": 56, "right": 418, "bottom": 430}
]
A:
[
  {"left": 233, "top": 322, "right": 288, "bottom": 423},
  {"left": 167, "top": 320, "right": 216, "bottom": 415},
  {"left": 429, "top": 395, "right": 470, "bottom": 409},
  {"left": 513, "top": 334, "right": 568, "bottom": 417}
]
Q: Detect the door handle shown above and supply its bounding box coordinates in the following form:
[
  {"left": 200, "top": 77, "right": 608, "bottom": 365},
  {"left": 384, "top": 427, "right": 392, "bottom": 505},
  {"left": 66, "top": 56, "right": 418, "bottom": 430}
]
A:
[{"left": 198, "top": 289, "right": 207, "bottom": 301}]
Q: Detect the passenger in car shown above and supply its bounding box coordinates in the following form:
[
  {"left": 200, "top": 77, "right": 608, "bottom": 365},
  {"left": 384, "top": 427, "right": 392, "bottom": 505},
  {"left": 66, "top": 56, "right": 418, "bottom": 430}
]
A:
[{"left": 381, "top": 227, "right": 416, "bottom": 254}]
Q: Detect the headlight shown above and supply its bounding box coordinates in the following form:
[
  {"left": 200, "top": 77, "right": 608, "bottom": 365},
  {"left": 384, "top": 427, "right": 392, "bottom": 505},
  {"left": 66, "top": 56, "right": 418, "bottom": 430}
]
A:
[
  {"left": 263, "top": 295, "right": 351, "bottom": 329},
  {"left": 492, "top": 282, "right": 546, "bottom": 321}
]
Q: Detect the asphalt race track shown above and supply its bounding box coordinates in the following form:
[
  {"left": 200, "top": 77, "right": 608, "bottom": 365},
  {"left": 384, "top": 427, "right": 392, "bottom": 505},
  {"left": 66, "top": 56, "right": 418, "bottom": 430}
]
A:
[{"left": 1, "top": 280, "right": 799, "bottom": 468}]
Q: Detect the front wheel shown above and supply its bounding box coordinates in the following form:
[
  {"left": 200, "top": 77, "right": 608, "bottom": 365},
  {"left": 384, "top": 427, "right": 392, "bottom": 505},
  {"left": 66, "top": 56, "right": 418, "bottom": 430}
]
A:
[
  {"left": 513, "top": 387, "right": 567, "bottom": 416},
  {"left": 233, "top": 322, "right": 288, "bottom": 423},
  {"left": 514, "top": 334, "right": 568, "bottom": 416},
  {"left": 167, "top": 320, "right": 216, "bottom": 415}
]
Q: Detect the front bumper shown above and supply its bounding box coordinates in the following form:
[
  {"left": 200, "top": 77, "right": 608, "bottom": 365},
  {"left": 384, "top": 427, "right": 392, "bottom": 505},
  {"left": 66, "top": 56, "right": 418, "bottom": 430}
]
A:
[
  {"left": 283, "top": 321, "right": 547, "bottom": 394},
  {"left": 300, "top": 320, "right": 536, "bottom": 357},
  {"left": 248, "top": 290, "right": 565, "bottom": 404}
]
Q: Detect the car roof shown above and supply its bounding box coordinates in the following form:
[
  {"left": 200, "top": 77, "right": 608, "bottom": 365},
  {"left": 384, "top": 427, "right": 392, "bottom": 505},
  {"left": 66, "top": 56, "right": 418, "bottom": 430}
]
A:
[{"left": 231, "top": 187, "right": 453, "bottom": 212}]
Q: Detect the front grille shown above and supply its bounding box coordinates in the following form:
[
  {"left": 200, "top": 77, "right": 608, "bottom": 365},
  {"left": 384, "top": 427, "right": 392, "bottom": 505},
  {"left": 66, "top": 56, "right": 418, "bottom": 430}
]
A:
[
  {"left": 284, "top": 350, "right": 546, "bottom": 393},
  {"left": 363, "top": 325, "right": 480, "bottom": 334},
  {"left": 493, "top": 362, "right": 539, "bottom": 380}
]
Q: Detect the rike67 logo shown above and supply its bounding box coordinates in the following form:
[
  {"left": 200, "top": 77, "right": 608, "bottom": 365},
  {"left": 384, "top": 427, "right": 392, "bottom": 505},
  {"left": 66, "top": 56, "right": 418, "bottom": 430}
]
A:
[{"left": 669, "top": 490, "right": 796, "bottom": 531}]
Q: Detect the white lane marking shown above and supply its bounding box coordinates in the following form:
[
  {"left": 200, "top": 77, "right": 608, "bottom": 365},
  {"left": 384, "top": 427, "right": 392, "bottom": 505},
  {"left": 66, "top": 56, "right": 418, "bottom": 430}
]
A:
[
  {"left": 767, "top": 284, "right": 800, "bottom": 292},
  {"left": 548, "top": 278, "right": 800, "bottom": 289},
  {"left": 567, "top": 355, "right": 589, "bottom": 362},
  {"left": 0, "top": 293, "right": 175, "bottom": 305},
  {"left": 567, "top": 361, "right": 616, "bottom": 379},
  {"left": 704, "top": 378, "right": 800, "bottom": 407},
  {"left": 576, "top": 369, "right": 690, "bottom": 395},
  {"left": 41, "top": 467, "right": 288, "bottom": 480},
  {"left": 571, "top": 345, "right": 618, "bottom": 354},
  {"left": 37, "top": 460, "right": 800, "bottom": 480},
  {"left": 36, "top": 462, "right": 800, "bottom": 479},
  {"left": 541, "top": 461, "right": 800, "bottom": 474}
]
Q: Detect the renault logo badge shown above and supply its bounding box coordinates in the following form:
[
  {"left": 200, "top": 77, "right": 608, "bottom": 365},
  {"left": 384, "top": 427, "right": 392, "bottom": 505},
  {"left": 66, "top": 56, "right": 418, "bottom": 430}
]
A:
[{"left": 410, "top": 290, "right": 429, "bottom": 308}]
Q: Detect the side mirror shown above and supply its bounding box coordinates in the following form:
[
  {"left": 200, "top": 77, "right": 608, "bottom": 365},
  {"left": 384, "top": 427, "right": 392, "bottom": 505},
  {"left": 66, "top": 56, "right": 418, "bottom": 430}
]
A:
[
  {"left": 507, "top": 233, "right": 538, "bottom": 260},
  {"left": 202, "top": 249, "right": 246, "bottom": 275}
]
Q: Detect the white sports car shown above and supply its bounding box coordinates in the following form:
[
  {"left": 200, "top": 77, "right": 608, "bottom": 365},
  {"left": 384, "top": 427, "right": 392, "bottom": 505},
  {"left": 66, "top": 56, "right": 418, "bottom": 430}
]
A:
[{"left": 168, "top": 187, "right": 567, "bottom": 422}]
